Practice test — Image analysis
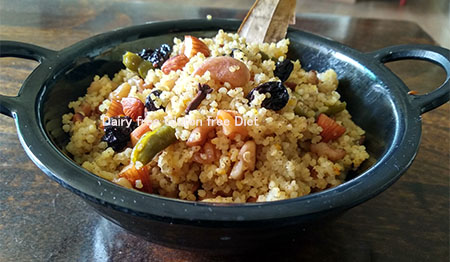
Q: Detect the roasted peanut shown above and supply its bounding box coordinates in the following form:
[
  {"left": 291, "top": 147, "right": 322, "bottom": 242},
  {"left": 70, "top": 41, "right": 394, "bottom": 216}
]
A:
[
  {"left": 229, "top": 140, "right": 256, "bottom": 180},
  {"left": 229, "top": 159, "right": 245, "bottom": 180},
  {"left": 217, "top": 110, "right": 248, "bottom": 139},
  {"left": 239, "top": 140, "right": 256, "bottom": 171},
  {"left": 310, "top": 142, "right": 346, "bottom": 161},
  {"left": 186, "top": 121, "right": 216, "bottom": 146},
  {"left": 193, "top": 141, "right": 219, "bottom": 164}
]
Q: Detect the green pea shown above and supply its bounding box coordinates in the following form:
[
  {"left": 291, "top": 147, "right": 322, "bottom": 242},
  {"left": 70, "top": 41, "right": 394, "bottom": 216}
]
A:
[
  {"left": 138, "top": 60, "right": 154, "bottom": 79},
  {"left": 131, "top": 125, "right": 177, "bottom": 165},
  {"left": 324, "top": 102, "right": 347, "bottom": 115},
  {"left": 123, "top": 51, "right": 143, "bottom": 72}
]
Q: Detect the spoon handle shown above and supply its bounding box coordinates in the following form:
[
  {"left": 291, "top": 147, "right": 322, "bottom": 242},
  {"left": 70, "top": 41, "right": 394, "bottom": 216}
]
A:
[{"left": 238, "top": 0, "right": 296, "bottom": 43}]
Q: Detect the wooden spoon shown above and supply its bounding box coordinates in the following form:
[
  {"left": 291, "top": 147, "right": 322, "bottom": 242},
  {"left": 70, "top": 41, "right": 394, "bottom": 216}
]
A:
[{"left": 238, "top": 0, "right": 296, "bottom": 43}]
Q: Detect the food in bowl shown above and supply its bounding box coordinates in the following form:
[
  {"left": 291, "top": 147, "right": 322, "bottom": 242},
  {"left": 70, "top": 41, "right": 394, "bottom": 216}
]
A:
[{"left": 61, "top": 30, "right": 369, "bottom": 203}]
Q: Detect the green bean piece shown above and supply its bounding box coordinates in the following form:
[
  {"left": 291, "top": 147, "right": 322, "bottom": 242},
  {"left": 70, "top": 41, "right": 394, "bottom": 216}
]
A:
[
  {"left": 138, "top": 60, "right": 154, "bottom": 79},
  {"left": 259, "top": 51, "right": 278, "bottom": 62},
  {"left": 291, "top": 92, "right": 302, "bottom": 100},
  {"left": 324, "top": 102, "right": 347, "bottom": 115},
  {"left": 131, "top": 125, "right": 177, "bottom": 165},
  {"left": 294, "top": 106, "right": 307, "bottom": 117},
  {"left": 123, "top": 51, "right": 143, "bottom": 72},
  {"left": 259, "top": 51, "right": 270, "bottom": 61},
  {"left": 292, "top": 92, "right": 306, "bottom": 116}
]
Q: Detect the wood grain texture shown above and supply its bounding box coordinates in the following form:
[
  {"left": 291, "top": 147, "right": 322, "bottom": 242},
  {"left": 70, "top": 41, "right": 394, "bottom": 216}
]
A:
[
  {"left": 238, "top": 0, "right": 296, "bottom": 43},
  {"left": 0, "top": 1, "right": 449, "bottom": 261}
]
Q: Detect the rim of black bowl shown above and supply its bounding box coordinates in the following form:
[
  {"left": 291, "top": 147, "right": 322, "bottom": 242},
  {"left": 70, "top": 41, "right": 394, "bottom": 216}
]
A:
[{"left": 12, "top": 19, "right": 421, "bottom": 225}]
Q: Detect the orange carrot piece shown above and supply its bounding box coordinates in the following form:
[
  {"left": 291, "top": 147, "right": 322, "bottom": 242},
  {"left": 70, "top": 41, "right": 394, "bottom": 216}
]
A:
[
  {"left": 316, "top": 113, "right": 346, "bottom": 142},
  {"left": 80, "top": 102, "right": 92, "bottom": 116},
  {"left": 72, "top": 113, "right": 85, "bottom": 123},
  {"left": 130, "top": 123, "right": 151, "bottom": 146}
]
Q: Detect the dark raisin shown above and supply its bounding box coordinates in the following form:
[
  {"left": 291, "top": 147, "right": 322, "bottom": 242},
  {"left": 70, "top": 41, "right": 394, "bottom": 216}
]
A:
[
  {"left": 138, "top": 48, "right": 155, "bottom": 60},
  {"left": 247, "top": 81, "right": 289, "bottom": 111},
  {"left": 274, "top": 59, "right": 294, "bottom": 82},
  {"left": 145, "top": 90, "right": 164, "bottom": 111},
  {"left": 102, "top": 116, "right": 137, "bottom": 151},
  {"left": 160, "top": 44, "right": 171, "bottom": 55},
  {"left": 148, "top": 44, "right": 171, "bottom": 68}
]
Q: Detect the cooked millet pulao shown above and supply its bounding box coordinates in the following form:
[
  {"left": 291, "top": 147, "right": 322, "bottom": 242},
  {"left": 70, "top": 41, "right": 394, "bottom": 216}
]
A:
[{"left": 62, "top": 30, "right": 369, "bottom": 203}]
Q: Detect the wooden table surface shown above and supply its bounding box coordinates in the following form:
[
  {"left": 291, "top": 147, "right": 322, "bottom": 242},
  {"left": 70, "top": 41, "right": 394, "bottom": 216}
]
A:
[{"left": 0, "top": 1, "right": 448, "bottom": 261}]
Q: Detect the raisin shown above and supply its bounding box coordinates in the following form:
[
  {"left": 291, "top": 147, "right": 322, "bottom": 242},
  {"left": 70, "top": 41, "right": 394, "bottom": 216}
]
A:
[
  {"left": 138, "top": 48, "right": 154, "bottom": 61},
  {"left": 274, "top": 59, "right": 293, "bottom": 82},
  {"left": 102, "top": 116, "right": 137, "bottom": 151},
  {"left": 247, "top": 81, "right": 289, "bottom": 111},
  {"left": 148, "top": 44, "right": 171, "bottom": 68},
  {"left": 145, "top": 90, "right": 164, "bottom": 111}
]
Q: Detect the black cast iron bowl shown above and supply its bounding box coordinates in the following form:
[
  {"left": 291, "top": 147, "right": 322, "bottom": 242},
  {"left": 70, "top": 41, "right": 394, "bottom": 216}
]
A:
[{"left": 1, "top": 19, "right": 449, "bottom": 251}]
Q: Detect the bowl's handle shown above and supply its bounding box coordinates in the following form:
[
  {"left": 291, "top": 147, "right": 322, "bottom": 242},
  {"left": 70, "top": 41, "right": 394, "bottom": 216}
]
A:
[
  {"left": 368, "top": 44, "right": 450, "bottom": 114},
  {"left": 0, "top": 41, "right": 56, "bottom": 118}
]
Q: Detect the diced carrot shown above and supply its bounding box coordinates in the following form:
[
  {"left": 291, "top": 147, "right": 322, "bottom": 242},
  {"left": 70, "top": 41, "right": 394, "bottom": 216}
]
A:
[
  {"left": 72, "top": 113, "right": 85, "bottom": 123},
  {"left": 119, "top": 164, "right": 152, "bottom": 193},
  {"left": 80, "top": 102, "right": 92, "bottom": 116},
  {"left": 316, "top": 113, "right": 346, "bottom": 142},
  {"left": 131, "top": 123, "right": 151, "bottom": 146},
  {"left": 106, "top": 99, "right": 124, "bottom": 117}
]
